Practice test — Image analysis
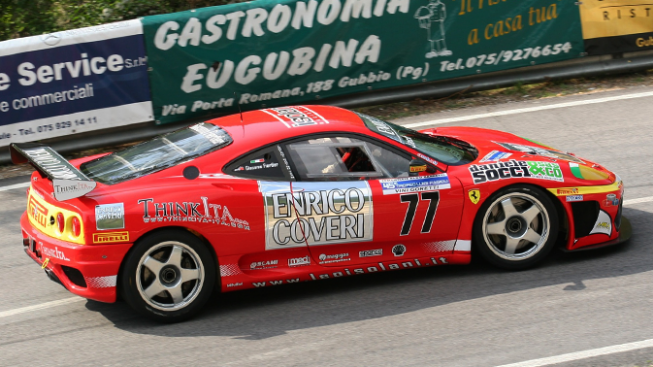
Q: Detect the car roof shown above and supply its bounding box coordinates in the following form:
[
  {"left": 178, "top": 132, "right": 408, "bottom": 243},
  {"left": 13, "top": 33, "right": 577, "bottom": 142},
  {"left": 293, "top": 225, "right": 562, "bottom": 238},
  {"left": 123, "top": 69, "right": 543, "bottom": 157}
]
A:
[{"left": 206, "top": 105, "right": 370, "bottom": 148}]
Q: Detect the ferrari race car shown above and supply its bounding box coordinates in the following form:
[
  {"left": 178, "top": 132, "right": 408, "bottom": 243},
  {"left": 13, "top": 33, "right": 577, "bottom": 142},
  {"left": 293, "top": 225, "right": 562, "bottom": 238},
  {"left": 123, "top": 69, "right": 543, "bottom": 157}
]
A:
[{"left": 13, "top": 105, "right": 630, "bottom": 321}]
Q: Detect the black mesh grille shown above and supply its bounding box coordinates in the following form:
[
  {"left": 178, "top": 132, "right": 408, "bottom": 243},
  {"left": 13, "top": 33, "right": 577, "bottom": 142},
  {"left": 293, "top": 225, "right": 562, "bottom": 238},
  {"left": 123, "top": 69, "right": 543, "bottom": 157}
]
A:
[
  {"left": 61, "top": 266, "right": 87, "bottom": 288},
  {"left": 571, "top": 201, "right": 600, "bottom": 238}
]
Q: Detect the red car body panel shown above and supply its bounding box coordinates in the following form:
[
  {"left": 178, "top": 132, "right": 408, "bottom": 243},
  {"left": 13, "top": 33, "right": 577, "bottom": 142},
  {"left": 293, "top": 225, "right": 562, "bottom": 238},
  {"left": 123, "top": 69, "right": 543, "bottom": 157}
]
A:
[{"left": 18, "top": 105, "right": 625, "bottom": 303}]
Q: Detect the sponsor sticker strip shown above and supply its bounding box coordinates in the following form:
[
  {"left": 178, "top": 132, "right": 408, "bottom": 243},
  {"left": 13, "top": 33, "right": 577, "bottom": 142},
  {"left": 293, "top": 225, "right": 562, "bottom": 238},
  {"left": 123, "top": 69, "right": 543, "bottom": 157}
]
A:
[
  {"left": 380, "top": 174, "right": 450, "bottom": 195},
  {"left": 250, "top": 260, "right": 278, "bottom": 270},
  {"left": 566, "top": 195, "right": 584, "bottom": 202},
  {"left": 93, "top": 231, "right": 129, "bottom": 244},
  {"left": 359, "top": 249, "right": 383, "bottom": 258},
  {"left": 469, "top": 159, "right": 563, "bottom": 184},
  {"left": 250, "top": 257, "right": 453, "bottom": 288},
  {"left": 137, "top": 197, "right": 250, "bottom": 230}
]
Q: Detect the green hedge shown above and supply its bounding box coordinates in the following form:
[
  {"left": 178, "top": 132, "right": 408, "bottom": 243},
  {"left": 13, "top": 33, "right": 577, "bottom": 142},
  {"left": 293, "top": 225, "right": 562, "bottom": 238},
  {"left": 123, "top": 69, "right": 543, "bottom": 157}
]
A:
[{"left": 0, "top": 0, "right": 248, "bottom": 42}]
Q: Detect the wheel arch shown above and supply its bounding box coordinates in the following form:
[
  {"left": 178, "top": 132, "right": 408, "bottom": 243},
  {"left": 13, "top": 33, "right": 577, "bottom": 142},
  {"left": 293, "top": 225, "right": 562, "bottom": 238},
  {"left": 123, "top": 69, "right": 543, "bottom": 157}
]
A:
[
  {"left": 116, "top": 226, "right": 221, "bottom": 300},
  {"left": 470, "top": 182, "right": 569, "bottom": 251}
]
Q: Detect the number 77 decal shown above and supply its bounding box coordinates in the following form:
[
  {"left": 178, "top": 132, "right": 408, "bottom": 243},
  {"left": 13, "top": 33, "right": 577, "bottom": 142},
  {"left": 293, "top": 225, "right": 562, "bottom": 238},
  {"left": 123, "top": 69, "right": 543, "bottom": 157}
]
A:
[{"left": 400, "top": 192, "right": 440, "bottom": 235}]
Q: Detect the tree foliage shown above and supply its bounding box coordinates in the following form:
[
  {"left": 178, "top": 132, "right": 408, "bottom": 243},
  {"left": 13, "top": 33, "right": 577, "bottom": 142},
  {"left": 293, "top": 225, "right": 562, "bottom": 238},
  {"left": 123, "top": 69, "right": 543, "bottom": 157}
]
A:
[{"left": 0, "top": 0, "right": 248, "bottom": 42}]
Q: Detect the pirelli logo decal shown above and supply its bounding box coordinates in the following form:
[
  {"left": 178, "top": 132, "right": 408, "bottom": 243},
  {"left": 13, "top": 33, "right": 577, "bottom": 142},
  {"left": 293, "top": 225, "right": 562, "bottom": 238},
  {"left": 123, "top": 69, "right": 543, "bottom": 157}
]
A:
[
  {"left": 93, "top": 231, "right": 129, "bottom": 244},
  {"left": 28, "top": 196, "right": 48, "bottom": 227}
]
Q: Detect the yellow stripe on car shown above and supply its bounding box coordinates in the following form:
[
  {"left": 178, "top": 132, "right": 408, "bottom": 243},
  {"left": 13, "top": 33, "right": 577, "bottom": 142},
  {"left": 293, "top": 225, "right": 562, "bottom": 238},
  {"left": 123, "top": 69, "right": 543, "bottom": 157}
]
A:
[
  {"left": 27, "top": 187, "right": 85, "bottom": 245},
  {"left": 548, "top": 180, "right": 621, "bottom": 196}
]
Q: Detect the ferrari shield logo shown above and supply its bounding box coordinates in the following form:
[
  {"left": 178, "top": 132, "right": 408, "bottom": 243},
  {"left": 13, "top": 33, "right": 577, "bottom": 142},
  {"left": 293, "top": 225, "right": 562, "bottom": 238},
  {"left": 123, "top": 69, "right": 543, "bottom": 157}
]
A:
[{"left": 468, "top": 189, "right": 480, "bottom": 204}]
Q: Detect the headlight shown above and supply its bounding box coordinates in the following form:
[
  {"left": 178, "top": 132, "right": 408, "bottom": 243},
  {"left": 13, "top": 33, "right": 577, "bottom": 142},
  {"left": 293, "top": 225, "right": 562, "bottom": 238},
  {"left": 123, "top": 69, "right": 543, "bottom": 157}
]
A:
[{"left": 570, "top": 163, "right": 611, "bottom": 181}]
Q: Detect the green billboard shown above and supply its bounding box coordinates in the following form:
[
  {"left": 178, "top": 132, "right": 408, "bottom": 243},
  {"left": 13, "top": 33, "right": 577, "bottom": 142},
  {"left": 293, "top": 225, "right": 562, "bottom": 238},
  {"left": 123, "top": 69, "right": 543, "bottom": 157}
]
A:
[{"left": 142, "top": 0, "right": 584, "bottom": 124}]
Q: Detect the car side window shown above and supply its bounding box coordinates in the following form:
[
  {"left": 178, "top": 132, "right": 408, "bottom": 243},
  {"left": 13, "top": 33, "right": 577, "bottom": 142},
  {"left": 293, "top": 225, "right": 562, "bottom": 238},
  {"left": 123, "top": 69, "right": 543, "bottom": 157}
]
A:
[
  {"left": 225, "top": 145, "right": 294, "bottom": 180},
  {"left": 286, "top": 136, "right": 411, "bottom": 181}
]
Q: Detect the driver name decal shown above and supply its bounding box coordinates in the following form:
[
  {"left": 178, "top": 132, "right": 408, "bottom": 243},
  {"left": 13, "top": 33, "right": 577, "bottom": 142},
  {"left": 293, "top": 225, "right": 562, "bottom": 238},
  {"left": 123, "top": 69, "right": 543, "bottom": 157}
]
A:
[
  {"left": 469, "top": 160, "right": 563, "bottom": 184},
  {"left": 260, "top": 181, "right": 373, "bottom": 250}
]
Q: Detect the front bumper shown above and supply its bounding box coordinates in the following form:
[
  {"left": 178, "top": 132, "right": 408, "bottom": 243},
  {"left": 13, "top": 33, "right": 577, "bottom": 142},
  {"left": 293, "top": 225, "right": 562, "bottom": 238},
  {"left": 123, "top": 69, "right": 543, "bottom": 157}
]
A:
[
  {"left": 21, "top": 213, "right": 131, "bottom": 303},
  {"left": 549, "top": 181, "right": 626, "bottom": 251},
  {"left": 562, "top": 216, "right": 632, "bottom": 252}
]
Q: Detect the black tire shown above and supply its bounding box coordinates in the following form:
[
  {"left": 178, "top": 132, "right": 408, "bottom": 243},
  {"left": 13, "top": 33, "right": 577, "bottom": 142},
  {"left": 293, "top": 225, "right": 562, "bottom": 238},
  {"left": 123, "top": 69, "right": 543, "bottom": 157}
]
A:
[
  {"left": 120, "top": 229, "right": 216, "bottom": 322},
  {"left": 472, "top": 185, "right": 559, "bottom": 270}
]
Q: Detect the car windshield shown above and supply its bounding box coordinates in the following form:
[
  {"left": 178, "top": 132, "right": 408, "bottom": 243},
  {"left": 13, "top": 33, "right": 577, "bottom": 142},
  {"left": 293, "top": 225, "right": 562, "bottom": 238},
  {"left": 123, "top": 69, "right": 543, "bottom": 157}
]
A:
[
  {"left": 358, "top": 113, "right": 477, "bottom": 166},
  {"left": 80, "top": 122, "right": 232, "bottom": 184}
]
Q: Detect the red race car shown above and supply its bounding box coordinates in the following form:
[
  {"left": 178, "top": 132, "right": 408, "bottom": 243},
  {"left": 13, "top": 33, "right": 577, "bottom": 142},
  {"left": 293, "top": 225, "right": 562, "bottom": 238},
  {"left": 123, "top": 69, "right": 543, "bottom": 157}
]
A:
[{"left": 12, "top": 105, "right": 630, "bottom": 321}]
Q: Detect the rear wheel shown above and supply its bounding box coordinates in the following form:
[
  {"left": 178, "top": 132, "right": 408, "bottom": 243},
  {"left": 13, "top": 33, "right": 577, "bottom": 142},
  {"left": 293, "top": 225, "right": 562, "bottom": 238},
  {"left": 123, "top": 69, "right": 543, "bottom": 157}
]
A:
[
  {"left": 121, "top": 230, "right": 216, "bottom": 322},
  {"left": 473, "top": 185, "right": 559, "bottom": 270}
]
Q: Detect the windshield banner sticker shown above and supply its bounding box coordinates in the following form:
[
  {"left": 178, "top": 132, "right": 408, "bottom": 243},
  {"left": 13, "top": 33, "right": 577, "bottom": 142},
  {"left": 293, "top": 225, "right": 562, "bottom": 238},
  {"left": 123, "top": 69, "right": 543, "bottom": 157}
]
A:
[
  {"left": 263, "top": 106, "right": 329, "bottom": 128},
  {"left": 260, "top": 181, "right": 373, "bottom": 251},
  {"left": 469, "top": 160, "right": 563, "bottom": 184},
  {"left": 380, "top": 174, "right": 451, "bottom": 195}
]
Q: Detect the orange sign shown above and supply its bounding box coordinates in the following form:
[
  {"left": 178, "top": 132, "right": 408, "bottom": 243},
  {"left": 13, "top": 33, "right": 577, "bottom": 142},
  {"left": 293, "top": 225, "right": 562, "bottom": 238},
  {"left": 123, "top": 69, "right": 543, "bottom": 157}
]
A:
[
  {"left": 410, "top": 165, "right": 427, "bottom": 173},
  {"left": 557, "top": 188, "right": 579, "bottom": 195}
]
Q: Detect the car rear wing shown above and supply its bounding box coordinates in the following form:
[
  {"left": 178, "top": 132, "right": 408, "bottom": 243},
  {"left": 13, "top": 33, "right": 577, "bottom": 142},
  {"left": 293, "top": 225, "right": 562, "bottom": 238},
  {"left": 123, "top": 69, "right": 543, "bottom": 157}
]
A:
[{"left": 9, "top": 143, "right": 96, "bottom": 201}]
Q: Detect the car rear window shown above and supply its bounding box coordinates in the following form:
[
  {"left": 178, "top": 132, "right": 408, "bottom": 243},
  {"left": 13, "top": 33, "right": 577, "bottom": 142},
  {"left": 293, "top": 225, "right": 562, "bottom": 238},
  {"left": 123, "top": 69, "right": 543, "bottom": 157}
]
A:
[{"left": 80, "top": 122, "right": 232, "bottom": 184}]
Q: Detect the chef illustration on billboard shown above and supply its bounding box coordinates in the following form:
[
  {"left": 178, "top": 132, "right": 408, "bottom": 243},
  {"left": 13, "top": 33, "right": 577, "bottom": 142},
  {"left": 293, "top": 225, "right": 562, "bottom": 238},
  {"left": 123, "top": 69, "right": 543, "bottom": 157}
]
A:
[{"left": 415, "top": 0, "right": 452, "bottom": 59}]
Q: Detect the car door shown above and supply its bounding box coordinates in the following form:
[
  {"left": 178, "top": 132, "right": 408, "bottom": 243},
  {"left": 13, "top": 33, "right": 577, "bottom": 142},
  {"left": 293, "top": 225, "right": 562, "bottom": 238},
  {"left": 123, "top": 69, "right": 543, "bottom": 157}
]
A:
[
  {"left": 224, "top": 144, "right": 314, "bottom": 272},
  {"left": 282, "top": 134, "right": 464, "bottom": 267}
]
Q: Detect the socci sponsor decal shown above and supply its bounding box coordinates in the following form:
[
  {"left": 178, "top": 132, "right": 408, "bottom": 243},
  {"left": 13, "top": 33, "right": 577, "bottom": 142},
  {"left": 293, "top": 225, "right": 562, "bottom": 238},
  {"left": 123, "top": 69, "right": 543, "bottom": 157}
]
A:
[{"left": 469, "top": 160, "right": 563, "bottom": 184}]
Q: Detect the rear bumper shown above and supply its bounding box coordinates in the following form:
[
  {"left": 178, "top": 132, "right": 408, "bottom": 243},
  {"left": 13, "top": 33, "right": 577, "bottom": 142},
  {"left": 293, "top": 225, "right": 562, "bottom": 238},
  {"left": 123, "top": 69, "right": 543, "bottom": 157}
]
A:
[{"left": 21, "top": 213, "right": 132, "bottom": 303}]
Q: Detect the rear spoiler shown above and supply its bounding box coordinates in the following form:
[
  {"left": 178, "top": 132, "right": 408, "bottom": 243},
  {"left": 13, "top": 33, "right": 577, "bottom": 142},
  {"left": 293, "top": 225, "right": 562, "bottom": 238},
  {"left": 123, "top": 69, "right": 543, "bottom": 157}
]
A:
[{"left": 10, "top": 143, "right": 96, "bottom": 201}]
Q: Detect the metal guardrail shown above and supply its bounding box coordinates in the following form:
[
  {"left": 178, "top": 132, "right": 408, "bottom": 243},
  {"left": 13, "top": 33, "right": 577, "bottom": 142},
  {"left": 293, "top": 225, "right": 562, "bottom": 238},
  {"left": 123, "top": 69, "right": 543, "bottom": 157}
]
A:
[{"left": 2, "top": 51, "right": 653, "bottom": 165}]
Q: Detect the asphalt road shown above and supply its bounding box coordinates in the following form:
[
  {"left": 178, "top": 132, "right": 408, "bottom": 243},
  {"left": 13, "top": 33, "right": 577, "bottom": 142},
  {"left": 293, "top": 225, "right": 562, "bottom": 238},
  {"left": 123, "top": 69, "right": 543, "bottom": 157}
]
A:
[{"left": 2, "top": 86, "right": 653, "bottom": 367}]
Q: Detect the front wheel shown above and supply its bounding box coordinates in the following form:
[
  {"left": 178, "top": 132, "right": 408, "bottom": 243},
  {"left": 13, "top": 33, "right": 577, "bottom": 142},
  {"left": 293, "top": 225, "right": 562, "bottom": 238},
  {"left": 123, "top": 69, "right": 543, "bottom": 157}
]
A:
[
  {"left": 473, "top": 185, "right": 559, "bottom": 270},
  {"left": 121, "top": 230, "right": 216, "bottom": 322}
]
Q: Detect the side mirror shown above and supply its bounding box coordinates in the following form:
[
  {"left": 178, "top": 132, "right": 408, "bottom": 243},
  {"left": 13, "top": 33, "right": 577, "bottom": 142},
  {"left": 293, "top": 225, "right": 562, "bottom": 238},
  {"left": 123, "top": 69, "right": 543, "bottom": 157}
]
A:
[{"left": 409, "top": 159, "right": 428, "bottom": 177}]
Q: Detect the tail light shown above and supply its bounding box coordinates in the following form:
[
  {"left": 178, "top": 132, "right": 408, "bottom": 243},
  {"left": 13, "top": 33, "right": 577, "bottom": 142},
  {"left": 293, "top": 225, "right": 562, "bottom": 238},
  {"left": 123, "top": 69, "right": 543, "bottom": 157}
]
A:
[
  {"left": 56, "top": 213, "right": 65, "bottom": 233},
  {"left": 71, "top": 217, "right": 81, "bottom": 237}
]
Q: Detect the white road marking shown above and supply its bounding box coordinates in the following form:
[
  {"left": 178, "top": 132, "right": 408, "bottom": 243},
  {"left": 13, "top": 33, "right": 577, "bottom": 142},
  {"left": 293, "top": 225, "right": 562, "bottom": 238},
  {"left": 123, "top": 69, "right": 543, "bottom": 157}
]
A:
[
  {"left": 495, "top": 338, "right": 653, "bottom": 367},
  {"left": 0, "top": 181, "right": 30, "bottom": 192},
  {"left": 404, "top": 90, "right": 653, "bottom": 129},
  {"left": 623, "top": 196, "right": 653, "bottom": 206},
  {"left": 0, "top": 297, "right": 83, "bottom": 319}
]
